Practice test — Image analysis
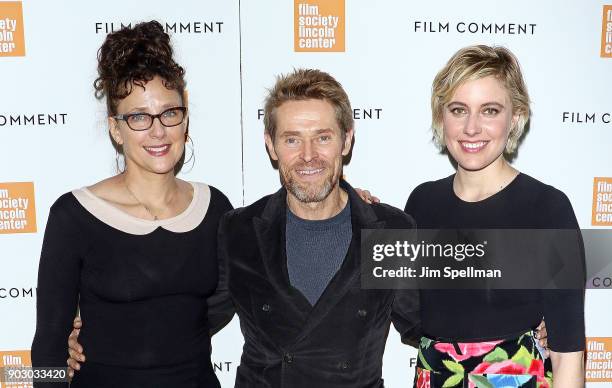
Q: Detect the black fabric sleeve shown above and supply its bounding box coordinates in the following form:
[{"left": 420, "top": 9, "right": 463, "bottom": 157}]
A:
[
  {"left": 380, "top": 203, "right": 421, "bottom": 347},
  {"left": 404, "top": 182, "right": 428, "bottom": 223},
  {"left": 391, "top": 289, "right": 421, "bottom": 347},
  {"left": 31, "top": 195, "right": 83, "bottom": 387},
  {"left": 404, "top": 189, "right": 417, "bottom": 217},
  {"left": 538, "top": 188, "right": 586, "bottom": 352},
  {"left": 207, "top": 187, "right": 236, "bottom": 336},
  {"left": 207, "top": 235, "right": 235, "bottom": 336}
]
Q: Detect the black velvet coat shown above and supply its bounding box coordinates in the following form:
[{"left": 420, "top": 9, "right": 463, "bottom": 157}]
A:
[{"left": 218, "top": 181, "right": 420, "bottom": 388}]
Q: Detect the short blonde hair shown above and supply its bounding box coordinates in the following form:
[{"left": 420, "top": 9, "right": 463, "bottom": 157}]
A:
[{"left": 431, "top": 45, "right": 530, "bottom": 154}]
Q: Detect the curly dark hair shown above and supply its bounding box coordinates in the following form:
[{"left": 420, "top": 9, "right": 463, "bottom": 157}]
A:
[{"left": 94, "top": 20, "right": 186, "bottom": 115}]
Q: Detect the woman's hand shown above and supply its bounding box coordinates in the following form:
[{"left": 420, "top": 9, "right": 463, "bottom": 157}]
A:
[
  {"left": 66, "top": 316, "right": 85, "bottom": 378},
  {"left": 535, "top": 320, "right": 549, "bottom": 358},
  {"left": 355, "top": 188, "right": 380, "bottom": 204}
]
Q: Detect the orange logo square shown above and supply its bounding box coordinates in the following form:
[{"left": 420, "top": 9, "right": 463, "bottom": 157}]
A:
[
  {"left": 0, "top": 2, "right": 25, "bottom": 57},
  {"left": 294, "top": 0, "right": 345, "bottom": 52},
  {"left": 592, "top": 177, "right": 612, "bottom": 226},
  {"left": 0, "top": 350, "right": 32, "bottom": 388},
  {"left": 586, "top": 338, "right": 612, "bottom": 382},
  {"left": 0, "top": 182, "right": 36, "bottom": 234},
  {"left": 601, "top": 5, "right": 612, "bottom": 58}
]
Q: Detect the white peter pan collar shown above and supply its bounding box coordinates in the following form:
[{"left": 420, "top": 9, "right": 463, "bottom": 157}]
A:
[{"left": 71, "top": 182, "right": 211, "bottom": 235}]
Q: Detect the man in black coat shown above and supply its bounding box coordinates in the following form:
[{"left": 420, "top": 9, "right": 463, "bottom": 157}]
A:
[
  {"left": 63, "top": 69, "right": 549, "bottom": 386},
  {"left": 218, "top": 68, "right": 420, "bottom": 388}
]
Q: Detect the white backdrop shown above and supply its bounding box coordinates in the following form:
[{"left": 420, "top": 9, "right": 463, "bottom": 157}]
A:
[{"left": 0, "top": 0, "right": 610, "bottom": 386}]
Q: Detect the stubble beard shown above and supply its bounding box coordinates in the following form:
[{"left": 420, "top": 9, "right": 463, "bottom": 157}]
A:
[{"left": 279, "top": 161, "right": 340, "bottom": 203}]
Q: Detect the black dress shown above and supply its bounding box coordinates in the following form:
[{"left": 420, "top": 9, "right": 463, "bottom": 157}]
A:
[
  {"left": 405, "top": 173, "right": 585, "bottom": 387},
  {"left": 31, "top": 182, "right": 234, "bottom": 388}
]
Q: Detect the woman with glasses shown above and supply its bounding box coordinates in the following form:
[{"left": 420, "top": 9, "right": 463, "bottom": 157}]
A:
[{"left": 31, "top": 21, "right": 233, "bottom": 387}]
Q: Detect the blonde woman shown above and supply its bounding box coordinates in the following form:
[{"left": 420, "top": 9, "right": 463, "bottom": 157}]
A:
[{"left": 405, "top": 45, "right": 584, "bottom": 387}]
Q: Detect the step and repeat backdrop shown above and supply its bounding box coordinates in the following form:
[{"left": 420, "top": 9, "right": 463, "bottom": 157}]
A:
[{"left": 0, "top": 0, "right": 611, "bottom": 386}]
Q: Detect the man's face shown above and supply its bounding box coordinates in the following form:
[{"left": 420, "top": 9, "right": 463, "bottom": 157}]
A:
[{"left": 265, "top": 99, "right": 353, "bottom": 203}]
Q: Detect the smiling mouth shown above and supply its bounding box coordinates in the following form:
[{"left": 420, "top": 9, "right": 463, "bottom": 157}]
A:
[
  {"left": 144, "top": 144, "right": 171, "bottom": 156},
  {"left": 459, "top": 141, "right": 488, "bottom": 153},
  {"left": 296, "top": 168, "right": 324, "bottom": 176}
]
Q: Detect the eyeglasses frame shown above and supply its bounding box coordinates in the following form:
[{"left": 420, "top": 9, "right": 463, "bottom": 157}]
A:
[{"left": 112, "top": 106, "right": 188, "bottom": 131}]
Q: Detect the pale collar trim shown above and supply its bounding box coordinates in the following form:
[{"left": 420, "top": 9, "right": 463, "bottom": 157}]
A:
[{"left": 71, "top": 182, "right": 211, "bottom": 235}]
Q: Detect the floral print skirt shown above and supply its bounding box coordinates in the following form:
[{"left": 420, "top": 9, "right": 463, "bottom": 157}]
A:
[{"left": 414, "top": 331, "right": 552, "bottom": 388}]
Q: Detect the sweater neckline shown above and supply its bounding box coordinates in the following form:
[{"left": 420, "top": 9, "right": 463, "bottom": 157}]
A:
[
  {"left": 449, "top": 172, "right": 523, "bottom": 206},
  {"left": 287, "top": 200, "right": 351, "bottom": 231}
]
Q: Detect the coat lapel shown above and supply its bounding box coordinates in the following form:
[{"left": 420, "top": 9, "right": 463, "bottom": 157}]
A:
[
  {"left": 253, "top": 188, "right": 312, "bottom": 320},
  {"left": 292, "top": 180, "right": 385, "bottom": 344}
]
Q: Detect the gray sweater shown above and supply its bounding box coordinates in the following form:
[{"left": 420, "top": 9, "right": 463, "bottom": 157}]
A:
[{"left": 286, "top": 202, "right": 352, "bottom": 306}]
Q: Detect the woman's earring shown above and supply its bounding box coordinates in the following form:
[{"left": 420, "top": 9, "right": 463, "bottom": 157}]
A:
[
  {"left": 183, "top": 134, "right": 195, "bottom": 170},
  {"left": 115, "top": 149, "right": 125, "bottom": 173}
]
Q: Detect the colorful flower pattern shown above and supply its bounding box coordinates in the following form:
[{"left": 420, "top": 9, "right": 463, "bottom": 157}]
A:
[{"left": 414, "top": 332, "right": 552, "bottom": 388}]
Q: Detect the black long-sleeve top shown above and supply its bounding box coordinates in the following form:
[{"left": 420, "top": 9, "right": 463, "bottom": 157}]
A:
[
  {"left": 31, "top": 182, "right": 234, "bottom": 386},
  {"left": 404, "top": 173, "right": 585, "bottom": 352}
]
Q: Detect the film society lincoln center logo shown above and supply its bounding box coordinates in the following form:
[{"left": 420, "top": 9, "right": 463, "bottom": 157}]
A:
[
  {"left": 0, "top": 350, "right": 32, "bottom": 388},
  {"left": 0, "top": 1, "right": 25, "bottom": 57},
  {"left": 602, "top": 5, "right": 612, "bottom": 57},
  {"left": 294, "top": 0, "right": 345, "bottom": 52},
  {"left": 592, "top": 177, "right": 612, "bottom": 226},
  {"left": 586, "top": 338, "right": 612, "bottom": 382},
  {"left": 0, "top": 182, "right": 36, "bottom": 234}
]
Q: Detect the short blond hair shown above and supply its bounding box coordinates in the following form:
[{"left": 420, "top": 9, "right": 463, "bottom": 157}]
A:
[{"left": 431, "top": 45, "right": 530, "bottom": 154}]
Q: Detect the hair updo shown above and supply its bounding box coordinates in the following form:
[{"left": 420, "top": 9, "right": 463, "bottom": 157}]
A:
[{"left": 94, "top": 20, "right": 186, "bottom": 115}]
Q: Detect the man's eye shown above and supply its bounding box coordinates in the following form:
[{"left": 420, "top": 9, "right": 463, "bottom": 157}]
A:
[
  {"left": 163, "top": 110, "right": 178, "bottom": 118},
  {"left": 286, "top": 138, "right": 299, "bottom": 145},
  {"left": 319, "top": 135, "right": 331, "bottom": 142}
]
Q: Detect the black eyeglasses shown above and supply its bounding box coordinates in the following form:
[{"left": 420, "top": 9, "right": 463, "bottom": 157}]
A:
[{"left": 113, "top": 107, "right": 187, "bottom": 131}]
